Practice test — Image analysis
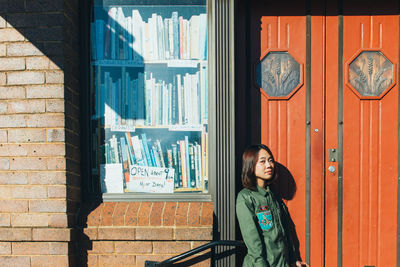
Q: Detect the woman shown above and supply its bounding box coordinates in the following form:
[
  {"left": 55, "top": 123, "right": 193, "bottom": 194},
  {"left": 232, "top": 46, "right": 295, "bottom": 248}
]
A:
[{"left": 236, "top": 144, "right": 309, "bottom": 267}]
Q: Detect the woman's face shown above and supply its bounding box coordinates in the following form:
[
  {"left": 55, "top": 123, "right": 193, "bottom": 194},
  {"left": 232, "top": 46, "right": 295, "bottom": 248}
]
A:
[{"left": 254, "top": 149, "right": 275, "bottom": 181}]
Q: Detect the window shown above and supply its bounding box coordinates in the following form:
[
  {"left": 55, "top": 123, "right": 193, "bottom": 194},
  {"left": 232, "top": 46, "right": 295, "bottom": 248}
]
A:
[{"left": 90, "top": 0, "right": 208, "bottom": 196}]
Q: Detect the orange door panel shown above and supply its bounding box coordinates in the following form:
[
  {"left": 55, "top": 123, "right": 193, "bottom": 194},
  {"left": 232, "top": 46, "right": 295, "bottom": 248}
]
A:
[
  {"left": 255, "top": 3, "right": 399, "bottom": 267},
  {"left": 325, "top": 15, "right": 399, "bottom": 267},
  {"left": 256, "top": 7, "right": 325, "bottom": 265}
]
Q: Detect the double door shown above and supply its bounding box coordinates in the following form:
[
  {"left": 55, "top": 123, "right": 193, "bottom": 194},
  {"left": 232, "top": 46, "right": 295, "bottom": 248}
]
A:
[{"left": 245, "top": 1, "right": 399, "bottom": 266}]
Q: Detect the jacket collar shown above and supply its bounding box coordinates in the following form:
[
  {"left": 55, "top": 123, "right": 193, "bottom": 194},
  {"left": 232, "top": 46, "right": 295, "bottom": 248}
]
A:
[{"left": 256, "top": 185, "right": 270, "bottom": 196}]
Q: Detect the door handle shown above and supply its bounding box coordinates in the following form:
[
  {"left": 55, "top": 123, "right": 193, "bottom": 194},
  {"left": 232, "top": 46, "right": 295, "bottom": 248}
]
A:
[{"left": 328, "top": 166, "right": 336, "bottom": 173}]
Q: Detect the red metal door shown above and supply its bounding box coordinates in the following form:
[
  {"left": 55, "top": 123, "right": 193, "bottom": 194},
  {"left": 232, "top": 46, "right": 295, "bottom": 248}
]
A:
[
  {"left": 254, "top": 2, "right": 399, "bottom": 267},
  {"left": 325, "top": 11, "right": 399, "bottom": 267}
]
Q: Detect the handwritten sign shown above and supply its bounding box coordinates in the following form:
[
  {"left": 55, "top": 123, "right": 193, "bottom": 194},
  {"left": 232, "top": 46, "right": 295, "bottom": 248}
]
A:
[
  {"left": 100, "top": 164, "right": 124, "bottom": 193},
  {"left": 126, "top": 165, "right": 175, "bottom": 193}
]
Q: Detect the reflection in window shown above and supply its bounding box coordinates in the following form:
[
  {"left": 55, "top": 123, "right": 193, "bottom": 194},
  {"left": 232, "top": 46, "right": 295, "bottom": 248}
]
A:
[{"left": 90, "top": 1, "right": 208, "bottom": 194}]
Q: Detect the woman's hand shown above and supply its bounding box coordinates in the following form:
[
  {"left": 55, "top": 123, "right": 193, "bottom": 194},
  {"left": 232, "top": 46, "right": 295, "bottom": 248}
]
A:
[{"left": 292, "top": 260, "right": 309, "bottom": 267}]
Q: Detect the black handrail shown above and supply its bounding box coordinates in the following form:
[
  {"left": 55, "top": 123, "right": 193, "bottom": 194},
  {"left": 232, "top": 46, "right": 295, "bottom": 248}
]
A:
[{"left": 145, "top": 240, "right": 245, "bottom": 267}]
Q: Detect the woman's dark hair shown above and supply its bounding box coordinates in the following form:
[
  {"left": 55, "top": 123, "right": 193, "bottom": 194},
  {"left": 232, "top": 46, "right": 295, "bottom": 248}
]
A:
[{"left": 241, "top": 144, "right": 276, "bottom": 190}]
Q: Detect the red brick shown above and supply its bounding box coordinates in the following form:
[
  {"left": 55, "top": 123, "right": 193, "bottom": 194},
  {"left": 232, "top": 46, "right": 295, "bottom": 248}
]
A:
[
  {"left": 174, "top": 228, "right": 213, "bottom": 241},
  {"left": 47, "top": 157, "right": 66, "bottom": 170},
  {"left": 200, "top": 203, "right": 213, "bottom": 226},
  {"left": 88, "top": 241, "right": 114, "bottom": 254},
  {"left": 12, "top": 186, "right": 47, "bottom": 199},
  {"left": 32, "top": 229, "right": 71, "bottom": 241},
  {"left": 97, "top": 228, "right": 135, "bottom": 240},
  {"left": 135, "top": 228, "right": 173, "bottom": 240},
  {"left": 153, "top": 241, "right": 191, "bottom": 254},
  {"left": 29, "top": 172, "right": 66, "bottom": 185},
  {"left": 26, "top": 114, "right": 64, "bottom": 127},
  {"left": 0, "top": 172, "right": 27, "bottom": 185},
  {"left": 0, "top": 214, "right": 10, "bottom": 227},
  {"left": 162, "top": 202, "right": 177, "bottom": 226},
  {"left": 10, "top": 157, "right": 46, "bottom": 171},
  {"left": 31, "top": 255, "right": 69, "bottom": 267},
  {"left": 150, "top": 202, "right": 164, "bottom": 226},
  {"left": 0, "top": 242, "right": 11, "bottom": 255},
  {"left": 87, "top": 255, "right": 98, "bottom": 266},
  {"left": 176, "top": 202, "right": 189, "bottom": 226},
  {"left": 83, "top": 228, "right": 98, "bottom": 240},
  {"left": 0, "top": 256, "right": 30, "bottom": 267},
  {"left": 0, "top": 200, "right": 28, "bottom": 212},
  {"left": 137, "top": 202, "right": 152, "bottom": 226},
  {"left": 115, "top": 241, "right": 152, "bottom": 254},
  {"left": 12, "top": 242, "right": 68, "bottom": 255},
  {"left": 188, "top": 202, "right": 202, "bottom": 227},
  {"left": 26, "top": 84, "right": 63, "bottom": 99},
  {"left": 29, "top": 200, "right": 66, "bottom": 212},
  {"left": 112, "top": 202, "right": 128, "bottom": 226},
  {"left": 98, "top": 255, "right": 135, "bottom": 267},
  {"left": 0, "top": 228, "right": 31, "bottom": 241},
  {"left": 8, "top": 129, "right": 46, "bottom": 143},
  {"left": 87, "top": 204, "right": 103, "bottom": 227},
  {"left": 0, "top": 86, "right": 25, "bottom": 99},
  {"left": 125, "top": 202, "right": 140, "bottom": 226},
  {"left": 12, "top": 214, "right": 48, "bottom": 227},
  {"left": 100, "top": 202, "right": 116, "bottom": 226},
  {"left": 49, "top": 214, "right": 68, "bottom": 228},
  {"left": 136, "top": 255, "right": 170, "bottom": 267}
]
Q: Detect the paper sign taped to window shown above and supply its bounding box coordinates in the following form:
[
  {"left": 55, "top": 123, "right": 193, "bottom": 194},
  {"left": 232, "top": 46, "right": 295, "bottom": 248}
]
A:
[{"left": 126, "top": 165, "right": 175, "bottom": 193}]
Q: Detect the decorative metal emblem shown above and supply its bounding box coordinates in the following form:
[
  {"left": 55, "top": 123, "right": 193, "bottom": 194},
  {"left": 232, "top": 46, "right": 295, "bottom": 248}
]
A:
[
  {"left": 256, "top": 52, "right": 301, "bottom": 97},
  {"left": 348, "top": 51, "right": 393, "bottom": 97}
]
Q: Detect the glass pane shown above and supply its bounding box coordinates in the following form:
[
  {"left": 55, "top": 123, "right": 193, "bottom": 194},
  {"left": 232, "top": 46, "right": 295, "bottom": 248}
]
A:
[{"left": 90, "top": 1, "right": 208, "bottom": 194}]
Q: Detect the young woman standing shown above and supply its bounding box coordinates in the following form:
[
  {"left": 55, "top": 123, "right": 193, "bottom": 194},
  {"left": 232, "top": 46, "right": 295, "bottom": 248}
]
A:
[{"left": 236, "top": 144, "right": 309, "bottom": 267}]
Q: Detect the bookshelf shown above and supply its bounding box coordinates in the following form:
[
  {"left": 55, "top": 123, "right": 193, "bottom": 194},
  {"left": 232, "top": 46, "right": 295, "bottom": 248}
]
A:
[{"left": 90, "top": 0, "right": 208, "bottom": 195}]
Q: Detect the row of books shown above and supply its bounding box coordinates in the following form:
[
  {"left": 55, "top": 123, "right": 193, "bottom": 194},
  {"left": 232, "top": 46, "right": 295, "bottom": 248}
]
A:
[
  {"left": 95, "top": 67, "right": 207, "bottom": 127},
  {"left": 101, "top": 132, "right": 208, "bottom": 190},
  {"left": 91, "top": 8, "right": 207, "bottom": 61}
]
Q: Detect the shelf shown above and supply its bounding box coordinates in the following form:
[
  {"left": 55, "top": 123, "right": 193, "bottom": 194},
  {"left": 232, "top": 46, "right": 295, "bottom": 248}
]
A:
[
  {"left": 91, "top": 59, "right": 206, "bottom": 68},
  {"left": 97, "top": 124, "right": 205, "bottom": 132}
]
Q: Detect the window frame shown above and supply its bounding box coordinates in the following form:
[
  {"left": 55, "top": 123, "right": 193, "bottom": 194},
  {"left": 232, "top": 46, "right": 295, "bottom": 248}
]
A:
[{"left": 80, "top": 0, "right": 216, "bottom": 202}]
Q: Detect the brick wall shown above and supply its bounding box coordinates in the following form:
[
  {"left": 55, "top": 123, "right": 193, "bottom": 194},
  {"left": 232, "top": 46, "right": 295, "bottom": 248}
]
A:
[
  {"left": 0, "top": 0, "right": 80, "bottom": 266},
  {"left": 78, "top": 202, "right": 213, "bottom": 267}
]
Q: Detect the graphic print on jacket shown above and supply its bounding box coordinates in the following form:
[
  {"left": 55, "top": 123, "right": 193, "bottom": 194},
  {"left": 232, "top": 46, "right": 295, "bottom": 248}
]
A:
[{"left": 257, "top": 205, "right": 274, "bottom": 231}]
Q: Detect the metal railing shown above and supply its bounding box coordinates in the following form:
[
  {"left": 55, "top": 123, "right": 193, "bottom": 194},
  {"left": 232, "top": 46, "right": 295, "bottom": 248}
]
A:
[{"left": 145, "top": 240, "right": 245, "bottom": 266}]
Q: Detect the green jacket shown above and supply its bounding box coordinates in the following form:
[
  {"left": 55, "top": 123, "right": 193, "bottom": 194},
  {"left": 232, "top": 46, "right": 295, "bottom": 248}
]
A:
[{"left": 236, "top": 185, "right": 296, "bottom": 267}]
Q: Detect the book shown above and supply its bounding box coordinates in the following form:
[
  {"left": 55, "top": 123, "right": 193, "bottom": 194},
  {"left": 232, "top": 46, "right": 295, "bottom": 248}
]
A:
[
  {"left": 120, "top": 137, "right": 130, "bottom": 183},
  {"left": 179, "top": 140, "right": 187, "bottom": 187},
  {"left": 188, "top": 144, "right": 196, "bottom": 188},
  {"left": 131, "top": 135, "right": 145, "bottom": 166},
  {"left": 184, "top": 136, "right": 191, "bottom": 188},
  {"left": 141, "top": 133, "right": 153, "bottom": 166}
]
